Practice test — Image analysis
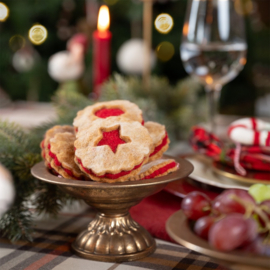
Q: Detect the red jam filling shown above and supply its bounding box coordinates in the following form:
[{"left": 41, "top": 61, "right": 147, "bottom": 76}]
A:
[
  {"left": 95, "top": 108, "right": 125, "bottom": 118},
  {"left": 48, "top": 146, "right": 81, "bottom": 180},
  {"left": 142, "top": 161, "right": 178, "bottom": 180},
  {"left": 77, "top": 157, "right": 143, "bottom": 179},
  {"left": 150, "top": 133, "right": 168, "bottom": 157},
  {"left": 97, "top": 129, "right": 127, "bottom": 153}
]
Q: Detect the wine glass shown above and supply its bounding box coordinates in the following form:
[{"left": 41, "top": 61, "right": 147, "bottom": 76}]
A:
[{"left": 180, "top": 0, "right": 247, "bottom": 133}]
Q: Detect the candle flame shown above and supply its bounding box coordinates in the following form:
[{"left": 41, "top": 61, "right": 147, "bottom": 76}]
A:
[{"left": 98, "top": 5, "right": 110, "bottom": 32}]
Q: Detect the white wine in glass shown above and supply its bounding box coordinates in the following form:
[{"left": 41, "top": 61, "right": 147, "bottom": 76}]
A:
[{"left": 180, "top": 0, "right": 247, "bottom": 132}]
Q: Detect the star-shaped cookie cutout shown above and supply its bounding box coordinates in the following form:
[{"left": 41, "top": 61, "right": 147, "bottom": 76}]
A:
[{"left": 97, "top": 128, "right": 127, "bottom": 153}]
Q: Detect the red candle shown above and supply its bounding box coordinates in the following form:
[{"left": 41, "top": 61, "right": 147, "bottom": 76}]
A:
[{"left": 93, "top": 5, "right": 112, "bottom": 98}]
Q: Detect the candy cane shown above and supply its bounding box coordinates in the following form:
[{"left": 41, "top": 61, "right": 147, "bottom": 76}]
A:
[{"left": 228, "top": 118, "right": 270, "bottom": 146}]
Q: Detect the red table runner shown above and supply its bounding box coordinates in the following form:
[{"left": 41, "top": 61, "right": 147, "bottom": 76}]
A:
[{"left": 130, "top": 190, "right": 184, "bottom": 242}]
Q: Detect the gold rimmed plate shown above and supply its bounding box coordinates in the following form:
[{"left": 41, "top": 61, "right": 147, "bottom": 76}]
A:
[
  {"left": 187, "top": 155, "right": 250, "bottom": 190},
  {"left": 166, "top": 210, "right": 270, "bottom": 270},
  {"left": 212, "top": 161, "right": 270, "bottom": 185}
]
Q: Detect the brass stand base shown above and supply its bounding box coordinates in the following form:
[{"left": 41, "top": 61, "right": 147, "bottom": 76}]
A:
[
  {"left": 72, "top": 242, "right": 156, "bottom": 262},
  {"left": 31, "top": 157, "right": 194, "bottom": 262},
  {"left": 71, "top": 213, "right": 156, "bottom": 262}
]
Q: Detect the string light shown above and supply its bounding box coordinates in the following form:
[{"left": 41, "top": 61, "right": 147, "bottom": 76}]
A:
[
  {"left": 156, "top": 41, "right": 175, "bottom": 62},
  {"left": 28, "top": 24, "right": 48, "bottom": 45},
  {"left": 239, "top": 57, "right": 247, "bottom": 66},
  {"left": 0, "top": 2, "right": 9, "bottom": 22},
  {"left": 154, "top": 13, "right": 174, "bottom": 34},
  {"left": 234, "top": 0, "right": 253, "bottom": 16},
  {"left": 205, "top": 76, "right": 213, "bottom": 85},
  {"left": 9, "top": 35, "right": 25, "bottom": 52}
]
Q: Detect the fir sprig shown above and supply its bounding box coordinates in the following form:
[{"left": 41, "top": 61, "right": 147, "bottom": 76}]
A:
[{"left": 0, "top": 204, "right": 34, "bottom": 242}]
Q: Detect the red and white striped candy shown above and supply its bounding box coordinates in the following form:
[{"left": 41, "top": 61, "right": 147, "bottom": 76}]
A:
[{"left": 228, "top": 117, "right": 270, "bottom": 146}]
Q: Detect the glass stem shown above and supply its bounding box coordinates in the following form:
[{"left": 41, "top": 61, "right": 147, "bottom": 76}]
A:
[{"left": 205, "top": 85, "right": 221, "bottom": 134}]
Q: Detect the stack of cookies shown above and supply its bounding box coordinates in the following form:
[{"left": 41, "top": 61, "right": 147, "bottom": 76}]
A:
[{"left": 40, "top": 100, "right": 179, "bottom": 183}]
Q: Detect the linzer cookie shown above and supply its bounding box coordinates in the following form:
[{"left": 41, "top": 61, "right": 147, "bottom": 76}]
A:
[
  {"left": 128, "top": 158, "right": 179, "bottom": 181},
  {"left": 73, "top": 100, "right": 144, "bottom": 132},
  {"left": 41, "top": 125, "right": 75, "bottom": 163},
  {"left": 74, "top": 118, "right": 153, "bottom": 183},
  {"left": 49, "top": 132, "right": 85, "bottom": 180},
  {"left": 144, "top": 121, "right": 170, "bottom": 162}
]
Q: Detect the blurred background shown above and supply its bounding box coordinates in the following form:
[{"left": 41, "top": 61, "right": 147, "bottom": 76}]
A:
[{"left": 0, "top": 0, "right": 269, "bottom": 116}]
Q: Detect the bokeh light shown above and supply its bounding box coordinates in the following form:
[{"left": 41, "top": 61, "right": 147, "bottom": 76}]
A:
[
  {"left": 205, "top": 76, "right": 213, "bottom": 85},
  {"left": 156, "top": 41, "right": 175, "bottom": 62},
  {"left": 182, "top": 22, "right": 189, "bottom": 37},
  {"left": 239, "top": 57, "right": 247, "bottom": 66},
  {"left": 62, "top": 0, "right": 75, "bottom": 12},
  {"left": 0, "top": 2, "right": 9, "bottom": 22},
  {"left": 28, "top": 24, "right": 48, "bottom": 45},
  {"left": 234, "top": 0, "right": 253, "bottom": 16},
  {"left": 154, "top": 13, "right": 174, "bottom": 34},
  {"left": 9, "top": 35, "right": 26, "bottom": 52}
]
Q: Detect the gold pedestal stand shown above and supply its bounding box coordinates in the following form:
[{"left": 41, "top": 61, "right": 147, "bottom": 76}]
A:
[{"left": 31, "top": 155, "right": 193, "bottom": 262}]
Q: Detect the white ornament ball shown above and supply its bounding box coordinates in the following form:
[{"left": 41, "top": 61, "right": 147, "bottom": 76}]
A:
[
  {"left": 0, "top": 164, "right": 15, "bottom": 218},
  {"left": 116, "top": 38, "right": 156, "bottom": 75},
  {"left": 48, "top": 51, "right": 84, "bottom": 82},
  {"left": 12, "top": 49, "right": 36, "bottom": 73}
]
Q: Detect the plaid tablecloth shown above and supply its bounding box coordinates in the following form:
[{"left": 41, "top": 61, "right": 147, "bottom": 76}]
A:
[{"left": 0, "top": 205, "right": 227, "bottom": 270}]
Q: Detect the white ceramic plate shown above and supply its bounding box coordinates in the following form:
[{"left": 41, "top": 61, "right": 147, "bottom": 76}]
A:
[{"left": 187, "top": 155, "right": 250, "bottom": 190}]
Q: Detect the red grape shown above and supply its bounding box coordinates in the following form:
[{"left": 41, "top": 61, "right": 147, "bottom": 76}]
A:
[
  {"left": 264, "top": 245, "right": 270, "bottom": 257},
  {"left": 194, "top": 216, "right": 216, "bottom": 240},
  {"left": 240, "top": 238, "right": 266, "bottom": 255},
  {"left": 209, "top": 213, "right": 258, "bottom": 251},
  {"left": 181, "top": 191, "right": 211, "bottom": 220},
  {"left": 212, "top": 189, "right": 255, "bottom": 215}
]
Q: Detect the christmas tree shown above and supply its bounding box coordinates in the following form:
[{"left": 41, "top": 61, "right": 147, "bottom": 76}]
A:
[{"left": 0, "top": 0, "right": 269, "bottom": 115}]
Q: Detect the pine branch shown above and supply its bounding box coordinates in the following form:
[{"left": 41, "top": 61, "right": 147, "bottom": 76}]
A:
[
  {"left": 0, "top": 204, "right": 34, "bottom": 242},
  {"left": 0, "top": 121, "right": 29, "bottom": 157},
  {"left": 100, "top": 74, "right": 205, "bottom": 142},
  {"left": 52, "top": 81, "right": 93, "bottom": 119},
  {"left": 33, "top": 182, "right": 75, "bottom": 216}
]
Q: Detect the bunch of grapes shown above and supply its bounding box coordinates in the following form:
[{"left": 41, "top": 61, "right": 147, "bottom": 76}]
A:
[{"left": 181, "top": 184, "right": 270, "bottom": 254}]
